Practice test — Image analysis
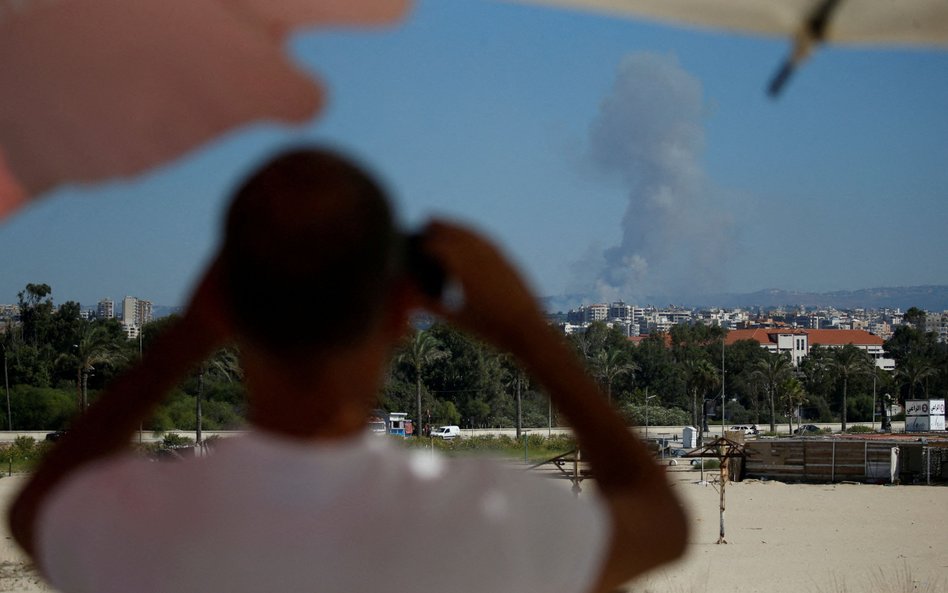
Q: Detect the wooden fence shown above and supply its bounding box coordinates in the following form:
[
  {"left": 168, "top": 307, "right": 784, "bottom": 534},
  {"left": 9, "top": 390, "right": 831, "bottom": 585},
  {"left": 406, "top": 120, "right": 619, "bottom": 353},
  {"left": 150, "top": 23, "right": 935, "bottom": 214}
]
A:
[{"left": 744, "top": 439, "right": 902, "bottom": 483}]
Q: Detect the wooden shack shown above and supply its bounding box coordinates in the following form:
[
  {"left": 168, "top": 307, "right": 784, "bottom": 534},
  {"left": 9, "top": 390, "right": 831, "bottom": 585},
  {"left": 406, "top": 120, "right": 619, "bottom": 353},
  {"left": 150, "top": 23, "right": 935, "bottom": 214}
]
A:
[{"left": 742, "top": 438, "right": 942, "bottom": 484}]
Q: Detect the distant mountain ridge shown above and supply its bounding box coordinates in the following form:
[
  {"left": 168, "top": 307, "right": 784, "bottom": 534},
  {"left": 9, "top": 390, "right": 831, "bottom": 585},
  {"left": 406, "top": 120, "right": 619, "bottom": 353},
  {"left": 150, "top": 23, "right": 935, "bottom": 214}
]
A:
[
  {"left": 705, "top": 286, "right": 948, "bottom": 311},
  {"left": 152, "top": 305, "right": 182, "bottom": 319},
  {"left": 542, "top": 285, "right": 948, "bottom": 312}
]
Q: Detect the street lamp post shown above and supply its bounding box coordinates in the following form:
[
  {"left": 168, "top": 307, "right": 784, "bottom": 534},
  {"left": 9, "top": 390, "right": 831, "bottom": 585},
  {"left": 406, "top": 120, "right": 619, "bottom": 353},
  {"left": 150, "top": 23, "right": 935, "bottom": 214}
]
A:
[{"left": 645, "top": 388, "right": 657, "bottom": 441}]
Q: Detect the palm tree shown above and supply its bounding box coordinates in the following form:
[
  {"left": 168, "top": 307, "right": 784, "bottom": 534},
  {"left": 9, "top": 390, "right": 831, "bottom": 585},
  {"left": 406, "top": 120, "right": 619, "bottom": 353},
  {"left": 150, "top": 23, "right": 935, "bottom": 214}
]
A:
[
  {"left": 501, "top": 362, "right": 529, "bottom": 439},
  {"left": 896, "top": 356, "right": 936, "bottom": 406},
  {"left": 780, "top": 376, "right": 807, "bottom": 435},
  {"left": 398, "top": 331, "right": 448, "bottom": 437},
  {"left": 195, "top": 348, "right": 241, "bottom": 446},
  {"left": 751, "top": 352, "right": 792, "bottom": 433},
  {"left": 683, "top": 357, "right": 718, "bottom": 431},
  {"left": 827, "top": 346, "right": 873, "bottom": 431},
  {"left": 592, "top": 348, "right": 637, "bottom": 404},
  {"left": 73, "top": 324, "right": 126, "bottom": 411}
]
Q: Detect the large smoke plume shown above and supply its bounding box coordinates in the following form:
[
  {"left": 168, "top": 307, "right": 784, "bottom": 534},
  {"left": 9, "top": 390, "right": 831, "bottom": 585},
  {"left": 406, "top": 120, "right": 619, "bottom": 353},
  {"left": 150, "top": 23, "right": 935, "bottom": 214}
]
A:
[{"left": 571, "top": 53, "right": 734, "bottom": 304}]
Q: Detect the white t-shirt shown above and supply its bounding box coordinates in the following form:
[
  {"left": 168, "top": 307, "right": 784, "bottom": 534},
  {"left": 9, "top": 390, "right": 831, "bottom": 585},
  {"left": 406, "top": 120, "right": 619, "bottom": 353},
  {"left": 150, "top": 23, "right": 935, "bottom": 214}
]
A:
[{"left": 37, "top": 431, "right": 609, "bottom": 593}]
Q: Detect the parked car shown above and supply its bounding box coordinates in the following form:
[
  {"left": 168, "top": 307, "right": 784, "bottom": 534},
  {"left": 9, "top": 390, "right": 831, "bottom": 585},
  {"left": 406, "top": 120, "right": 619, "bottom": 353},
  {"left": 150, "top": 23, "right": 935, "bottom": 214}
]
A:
[
  {"left": 430, "top": 425, "right": 461, "bottom": 440},
  {"left": 728, "top": 424, "right": 759, "bottom": 435},
  {"left": 794, "top": 424, "right": 823, "bottom": 435}
]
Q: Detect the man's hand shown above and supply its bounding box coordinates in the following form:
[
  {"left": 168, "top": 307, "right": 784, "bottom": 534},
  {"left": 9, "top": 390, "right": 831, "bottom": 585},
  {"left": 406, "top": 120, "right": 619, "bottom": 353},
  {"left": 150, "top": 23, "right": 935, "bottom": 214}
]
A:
[
  {"left": 181, "top": 253, "right": 234, "bottom": 347},
  {"left": 418, "top": 220, "right": 548, "bottom": 355},
  {"left": 8, "top": 254, "right": 235, "bottom": 558},
  {"left": 416, "top": 219, "right": 688, "bottom": 592}
]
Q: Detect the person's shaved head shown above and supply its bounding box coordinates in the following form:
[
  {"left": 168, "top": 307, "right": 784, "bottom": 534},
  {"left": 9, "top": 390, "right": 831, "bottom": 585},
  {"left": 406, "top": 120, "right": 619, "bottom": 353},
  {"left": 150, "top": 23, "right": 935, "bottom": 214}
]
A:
[{"left": 221, "top": 147, "right": 399, "bottom": 355}]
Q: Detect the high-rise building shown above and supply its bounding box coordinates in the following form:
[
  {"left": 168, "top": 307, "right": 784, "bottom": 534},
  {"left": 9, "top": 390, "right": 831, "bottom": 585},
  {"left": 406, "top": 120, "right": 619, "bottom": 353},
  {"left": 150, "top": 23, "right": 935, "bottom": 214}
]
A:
[
  {"left": 97, "top": 298, "right": 114, "bottom": 320},
  {"left": 609, "top": 301, "right": 632, "bottom": 322},
  {"left": 121, "top": 296, "right": 153, "bottom": 326},
  {"left": 121, "top": 321, "right": 140, "bottom": 340},
  {"left": 587, "top": 304, "right": 608, "bottom": 322},
  {"left": 122, "top": 296, "right": 137, "bottom": 323},
  {"left": 136, "top": 299, "right": 153, "bottom": 326},
  {"left": 924, "top": 311, "right": 948, "bottom": 343}
]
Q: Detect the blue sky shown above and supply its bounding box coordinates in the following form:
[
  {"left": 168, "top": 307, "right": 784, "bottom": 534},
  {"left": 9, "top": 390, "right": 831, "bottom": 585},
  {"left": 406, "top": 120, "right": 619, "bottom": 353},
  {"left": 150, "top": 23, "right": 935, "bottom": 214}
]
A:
[{"left": 2, "top": 0, "right": 947, "bottom": 309}]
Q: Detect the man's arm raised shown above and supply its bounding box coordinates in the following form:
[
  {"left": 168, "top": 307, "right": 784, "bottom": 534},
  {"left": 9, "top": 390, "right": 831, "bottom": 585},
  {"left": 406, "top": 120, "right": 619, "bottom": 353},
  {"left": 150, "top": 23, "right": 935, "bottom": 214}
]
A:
[
  {"left": 8, "top": 257, "right": 233, "bottom": 558},
  {"left": 421, "top": 221, "right": 688, "bottom": 593}
]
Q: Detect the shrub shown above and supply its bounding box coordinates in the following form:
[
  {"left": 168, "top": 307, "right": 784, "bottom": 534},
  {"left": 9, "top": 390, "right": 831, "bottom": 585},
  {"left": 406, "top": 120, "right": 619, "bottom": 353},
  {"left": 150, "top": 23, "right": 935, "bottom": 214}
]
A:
[
  {"left": 0, "top": 436, "right": 52, "bottom": 472},
  {"left": 526, "top": 433, "right": 547, "bottom": 448},
  {"left": 6, "top": 386, "right": 76, "bottom": 430},
  {"left": 620, "top": 403, "right": 690, "bottom": 426},
  {"left": 135, "top": 433, "right": 197, "bottom": 460},
  {"left": 846, "top": 425, "right": 874, "bottom": 434},
  {"left": 692, "top": 458, "right": 720, "bottom": 470},
  {"left": 162, "top": 433, "right": 195, "bottom": 449}
]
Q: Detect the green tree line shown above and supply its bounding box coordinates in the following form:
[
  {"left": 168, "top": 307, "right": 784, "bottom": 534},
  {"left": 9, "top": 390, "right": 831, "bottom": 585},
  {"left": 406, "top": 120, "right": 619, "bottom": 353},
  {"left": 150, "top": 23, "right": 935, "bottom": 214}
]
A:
[
  {"left": 1, "top": 284, "right": 244, "bottom": 434},
  {"left": 3, "top": 284, "right": 946, "bottom": 435},
  {"left": 383, "top": 317, "right": 947, "bottom": 434}
]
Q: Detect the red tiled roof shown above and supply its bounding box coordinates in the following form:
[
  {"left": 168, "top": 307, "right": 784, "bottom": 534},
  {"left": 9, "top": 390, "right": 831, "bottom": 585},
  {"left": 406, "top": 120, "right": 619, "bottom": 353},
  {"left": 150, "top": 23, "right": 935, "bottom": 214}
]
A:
[
  {"left": 633, "top": 328, "right": 884, "bottom": 349},
  {"left": 724, "top": 328, "right": 804, "bottom": 346},
  {"left": 627, "top": 334, "right": 672, "bottom": 347},
  {"left": 806, "top": 329, "right": 884, "bottom": 346},
  {"left": 724, "top": 328, "right": 883, "bottom": 347}
]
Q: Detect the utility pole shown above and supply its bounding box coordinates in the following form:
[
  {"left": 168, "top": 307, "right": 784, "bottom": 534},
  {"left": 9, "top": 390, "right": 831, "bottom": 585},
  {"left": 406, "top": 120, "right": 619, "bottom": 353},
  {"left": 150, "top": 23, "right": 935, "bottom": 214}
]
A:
[
  {"left": 515, "top": 374, "right": 522, "bottom": 440},
  {"left": 645, "top": 387, "right": 656, "bottom": 441},
  {"left": 4, "top": 349, "right": 11, "bottom": 431},
  {"left": 138, "top": 329, "right": 143, "bottom": 444},
  {"left": 548, "top": 395, "right": 552, "bottom": 437},
  {"left": 721, "top": 337, "right": 726, "bottom": 437}
]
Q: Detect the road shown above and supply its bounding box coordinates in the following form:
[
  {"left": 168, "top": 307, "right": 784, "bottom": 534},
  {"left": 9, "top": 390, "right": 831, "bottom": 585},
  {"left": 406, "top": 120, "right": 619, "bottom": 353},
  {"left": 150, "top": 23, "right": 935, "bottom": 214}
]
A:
[{"left": 0, "top": 421, "right": 910, "bottom": 444}]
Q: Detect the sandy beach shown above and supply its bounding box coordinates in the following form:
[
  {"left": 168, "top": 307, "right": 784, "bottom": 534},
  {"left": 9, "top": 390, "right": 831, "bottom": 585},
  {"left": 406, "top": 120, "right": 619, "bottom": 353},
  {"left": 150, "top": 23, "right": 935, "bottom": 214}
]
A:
[
  {"left": 0, "top": 468, "right": 944, "bottom": 593},
  {"left": 639, "top": 467, "right": 947, "bottom": 593}
]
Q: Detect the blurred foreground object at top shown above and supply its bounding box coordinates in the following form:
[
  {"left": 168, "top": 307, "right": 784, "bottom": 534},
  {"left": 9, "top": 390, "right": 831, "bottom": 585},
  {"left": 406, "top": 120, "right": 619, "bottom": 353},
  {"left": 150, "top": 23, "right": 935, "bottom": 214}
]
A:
[
  {"left": 518, "top": 0, "right": 948, "bottom": 45},
  {"left": 0, "top": 0, "right": 409, "bottom": 217},
  {"left": 517, "top": 0, "right": 948, "bottom": 95}
]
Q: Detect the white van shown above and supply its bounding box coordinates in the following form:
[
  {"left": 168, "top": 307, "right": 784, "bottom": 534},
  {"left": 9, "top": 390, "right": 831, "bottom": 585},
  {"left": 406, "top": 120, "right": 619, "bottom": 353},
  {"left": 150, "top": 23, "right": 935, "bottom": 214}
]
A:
[{"left": 430, "top": 425, "right": 461, "bottom": 440}]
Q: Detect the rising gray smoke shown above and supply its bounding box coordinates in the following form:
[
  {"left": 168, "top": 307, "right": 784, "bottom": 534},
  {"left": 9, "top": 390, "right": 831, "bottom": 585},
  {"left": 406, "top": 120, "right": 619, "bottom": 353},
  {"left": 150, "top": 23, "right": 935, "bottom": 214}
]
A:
[{"left": 572, "top": 52, "right": 734, "bottom": 304}]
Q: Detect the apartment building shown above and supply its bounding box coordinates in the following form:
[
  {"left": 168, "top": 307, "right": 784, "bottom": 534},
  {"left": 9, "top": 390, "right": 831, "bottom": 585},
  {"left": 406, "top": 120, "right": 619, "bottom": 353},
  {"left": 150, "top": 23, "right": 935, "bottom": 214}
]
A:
[
  {"left": 725, "top": 328, "right": 895, "bottom": 370},
  {"left": 121, "top": 296, "right": 153, "bottom": 326},
  {"left": 923, "top": 311, "right": 948, "bottom": 343},
  {"left": 725, "top": 328, "right": 810, "bottom": 367},
  {"left": 97, "top": 298, "right": 114, "bottom": 320}
]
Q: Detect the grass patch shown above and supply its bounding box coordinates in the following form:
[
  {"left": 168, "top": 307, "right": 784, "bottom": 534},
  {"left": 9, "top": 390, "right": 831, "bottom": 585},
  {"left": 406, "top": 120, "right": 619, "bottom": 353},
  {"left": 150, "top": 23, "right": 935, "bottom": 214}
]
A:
[
  {"left": 400, "top": 433, "right": 576, "bottom": 462},
  {"left": 690, "top": 458, "right": 720, "bottom": 470},
  {"left": 812, "top": 563, "right": 944, "bottom": 593},
  {"left": 0, "top": 436, "right": 53, "bottom": 474}
]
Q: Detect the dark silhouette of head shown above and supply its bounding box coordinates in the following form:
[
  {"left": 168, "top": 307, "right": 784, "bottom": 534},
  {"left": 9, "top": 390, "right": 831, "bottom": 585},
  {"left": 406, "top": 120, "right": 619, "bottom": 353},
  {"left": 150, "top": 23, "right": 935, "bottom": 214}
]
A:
[{"left": 220, "top": 147, "right": 400, "bottom": 356}]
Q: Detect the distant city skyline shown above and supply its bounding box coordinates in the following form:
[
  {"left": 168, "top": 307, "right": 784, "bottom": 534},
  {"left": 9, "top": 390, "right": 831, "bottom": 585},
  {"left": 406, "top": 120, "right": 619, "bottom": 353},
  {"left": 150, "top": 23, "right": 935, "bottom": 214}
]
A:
[
  {"left": 4, "top": 283, "right": 947, "bottom": 318},
  {"left": 1, "top": 1, "right": 946, "bottom": 308}
]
